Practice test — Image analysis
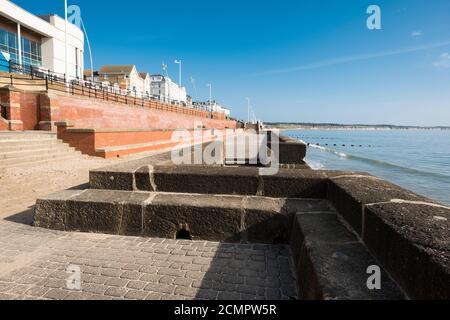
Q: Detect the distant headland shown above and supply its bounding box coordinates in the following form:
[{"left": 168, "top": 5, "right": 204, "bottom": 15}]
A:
[{"left": 266, "top": 122, "right": 450, "bottom": 130}]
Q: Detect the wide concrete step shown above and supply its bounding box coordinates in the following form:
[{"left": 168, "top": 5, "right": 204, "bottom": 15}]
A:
[
  {"left": 35, "top": 189, "right": 334, "bottom": 243},
  {"left": 290, "top": 212, "right": 405, "bottom": 300},
  {"left": 0, "top": 132, "right": 56, "bottom": 141},
  {"left": 0, "top": 141, "right": 64, "bottom": 153},
  {"left": 0, "top": 149, "right": 82, "bottom": 167},
  {"left": 0, "top": 152, "right": 85, "bottom": 169},
  {"left": 0, "top": 138, "right": 58, "bottom": 147},
  {"left": 0, "top": 145, "right": 75, "bottom": 159},
  {"left": 90, "top": 164, "right": 329, "bottom": 199}
]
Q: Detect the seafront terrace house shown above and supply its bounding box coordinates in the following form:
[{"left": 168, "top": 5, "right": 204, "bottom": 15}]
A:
[
  {"left": 98, "top": 65, "right": 147, "bottom": 95},
  {"left": 150, "top": 74, "right": 187, "bottom": 105},
  {"left": 140, "top": 72, "right": 151, "bottom": 95}
]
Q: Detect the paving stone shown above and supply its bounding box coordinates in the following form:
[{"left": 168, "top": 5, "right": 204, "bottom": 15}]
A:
[
  {"left": 140, "top": 274, "right": 162, "bottom": 283},
  {"left": 120, "top": 271, "right": 140, "bottom": 280},
  {"left": 126, "top": 281, "right": 147, "bottom": 290},
  {"left": 104, "top": 287, "right": 128, "bottom": 298},
  {"left": 83, "top": 284, "right": 108, "bottom": 295},
  {"left": 125, "top": 290, "right": 148, "bottom": 300},
  {"left": 145, "top": 292, "right": 163, "bottom": 300},
  {"left": 174, "top": 286, "right": 198, "bottom": 297},
  {"left": 105, "top": 278, "right": 128, "bottom": 288},
  {"left": 44, "top": 288, "right": 70, "bottom": 300}
]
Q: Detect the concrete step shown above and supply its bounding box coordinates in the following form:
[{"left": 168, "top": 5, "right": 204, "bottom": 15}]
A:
[
  {"left": 0, "top": 152, "right": 85, "bottom": 169},
  {"left": 0, "top": 132, "right": 56, "bottom": 140},
  {"left": 0, "top": 145, "right": 76, "bottom": 160},
  {"left": 290, "top": 212, "right": 405, "bottom": 300},
  {"left": 35, "top": 189, "right": 333, "bottom": 243},
  {"left": 90, "top": 164, "right": 329, "bottom": 199},
  {"left": 0, "top": 148, "right": 82, "bottom": 167},
  {"left": 0, "top": 138, "right": 58, "bottom": 147},
  {"left": 0, "top": 141, "right": 64, "bottom": 153}
]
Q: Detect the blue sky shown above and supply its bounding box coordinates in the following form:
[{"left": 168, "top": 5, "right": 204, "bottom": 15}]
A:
[{"left": 14, "top": 0, "right": 450, "bottom": 126}]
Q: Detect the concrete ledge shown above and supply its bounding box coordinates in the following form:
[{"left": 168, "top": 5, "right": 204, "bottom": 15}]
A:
[
  {"left": 364, "top": 202, "right": 450, "bottom": 299},
  {"left": 278, "top": 142, "right": 307, "bottom": 165},
  {"left": 327, "top": 175, "right": 431, "bottom": 235},
  {"left": 262, "top": 170, "right": 327, "bottom": 199},
  {"left": 89, "top": 152, "right": 173, "bottom": 190},
  {"left": 35, "top": 189, "right": 328, "bottom": 244},
  {"left": 93, "top": 164, "right": 330, "bottom": 199},
  {"left": 290, "top": 213, "right": 405, "bottom": 300},
  {"left": 151, "top": 166, "right": 260, "bottom": 195}
]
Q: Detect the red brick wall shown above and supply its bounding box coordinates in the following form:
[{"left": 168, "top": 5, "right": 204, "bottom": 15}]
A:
[
  {"left": 95, "top": 130, "right": 174, "bottom": 149},
  {"left": 45, "top": 92, "right": 236, "bottom": 130},
  {"left": 20, "top": 93, "right": 40, "bottom": 130},
  {"left": 0, "top": 118, "right": 8, "bottom": 130}
]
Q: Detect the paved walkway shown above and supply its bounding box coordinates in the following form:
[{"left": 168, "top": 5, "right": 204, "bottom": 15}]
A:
[
  {"left": 0, "top": 220, "right": 297, "bottom": 300},
  {"left": 0, "top": 148, "right": 298, "bottom": 300}
]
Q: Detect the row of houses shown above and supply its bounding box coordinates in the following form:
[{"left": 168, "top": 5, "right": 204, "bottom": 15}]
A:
[
  {"left": 84, "top": 65, "right": 231, "bottom": 117},
  {"left": 84, "top": 65, "right": 188, "bottom": 106}
]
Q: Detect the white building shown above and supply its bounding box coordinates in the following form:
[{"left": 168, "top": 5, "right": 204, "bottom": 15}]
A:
[
  {"left": 193, "top": 100, "right": 231, "bottom": 117},
  {"left": 0, "top": 0, "right": 84, "bottom": 79},
  {"left": 150, "top": 74, "right": 187, "bottom": 105}
]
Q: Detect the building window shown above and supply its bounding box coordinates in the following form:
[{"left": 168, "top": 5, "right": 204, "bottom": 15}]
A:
[{"left": 0, "top": 29, "right": 41, "bottom": 67}]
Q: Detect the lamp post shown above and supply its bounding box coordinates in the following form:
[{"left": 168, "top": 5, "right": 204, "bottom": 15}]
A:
[
  {"left": 246, "top": 97, "right": 251, "bottom": 124},
  {"left": 174, "top": 59, "right": 182, "bottom": 87},
  {"left": 162, "top": 62, "right": 170, "bottom": 104},
  {"left": 207, "top": 83, "right": 212, "bottom": 117},
  {"left": 64, "top": 0, "right": 69, "bottom": 86}
]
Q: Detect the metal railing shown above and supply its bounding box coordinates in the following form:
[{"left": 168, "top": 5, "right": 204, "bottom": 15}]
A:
[{"left": 0, "top": 58, "right": 228, "bottom": 120}]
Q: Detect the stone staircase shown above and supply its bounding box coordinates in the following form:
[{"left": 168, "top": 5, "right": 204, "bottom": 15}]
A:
[{"left": 0, "top": 131, "right": 85, "bottom": 168}]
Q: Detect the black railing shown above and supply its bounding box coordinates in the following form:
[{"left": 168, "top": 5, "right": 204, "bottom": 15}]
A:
[{"left": 0, "top": 58, "right": 228, "bottom": 119}]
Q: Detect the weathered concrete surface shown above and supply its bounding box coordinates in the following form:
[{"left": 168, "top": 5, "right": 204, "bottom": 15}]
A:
[
  {"left": 290, "top": 213, "right": 405, "bottom": 300},
  {"left": 327, "top": 175, "right": 432, "bottom": 235},
  {"left": 150, "top": 166, "right": 260, "bottom": 195},
  {"left": 364, "top": 202, "right": 450, "bottom": 300},
  {"left": 262, "top": 170, "right": 327, "bottom": 199},
  {"left": 278, "top": 142, "right": 307, "bottom": 165},
  {"left": 35, "top": 190, "right": 331, "bottom": 244},
  {"left": 89, "top": 152, "right": 173, "bottom": 191},
  {"left": 0, "top": 220, "right": 296, "bottom": 300},
  {"left": 93, "top": 164, "right": 329, "bottom": 199}
]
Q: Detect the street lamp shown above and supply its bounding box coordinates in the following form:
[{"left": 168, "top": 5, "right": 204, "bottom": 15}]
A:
[
  {"left": 246, "top": 97, "right": 250, "bottom": 124},
  {"left": 162, "top": 62, "right": 170, "bottom": 104},
  {"left": 64, "top": 0, "right": 69, "bottom": 85},
  {"left": 174, "top": 59, "right": 182, "bottom": 87},
  {"left": 207, "top": 83, "right": 212, "bottom": 117}
]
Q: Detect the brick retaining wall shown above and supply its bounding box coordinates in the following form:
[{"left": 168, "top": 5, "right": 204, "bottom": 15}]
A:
[{"left": 40, "top": 91, "right": 236, "bottom": 131}]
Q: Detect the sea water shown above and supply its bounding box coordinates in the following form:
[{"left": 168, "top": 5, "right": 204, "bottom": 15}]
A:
[{"left": 285, "top": 129, "right": 450, "bottom": 206}]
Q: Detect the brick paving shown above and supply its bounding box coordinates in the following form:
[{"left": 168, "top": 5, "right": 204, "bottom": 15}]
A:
[{"left": 0, "top": 220, "right": 298, "bottom": 300}]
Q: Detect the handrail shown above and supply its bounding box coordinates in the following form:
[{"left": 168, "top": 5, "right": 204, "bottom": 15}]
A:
[{"left": 0, "top": 58, "right": 230, "bottom": 120}]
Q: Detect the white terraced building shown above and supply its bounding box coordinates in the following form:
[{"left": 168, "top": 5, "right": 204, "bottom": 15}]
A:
[
  {"left": 0, "top": 0, "right": 85, "bottom": 79},
  {"left": 150, "top": 74, "right": 187, "bottom": 105}
]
